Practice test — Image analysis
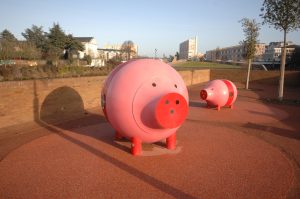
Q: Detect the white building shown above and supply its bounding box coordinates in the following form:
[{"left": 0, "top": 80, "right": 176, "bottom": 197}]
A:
[
  {"left": 101, "top": 43, "right": 138, "bottom": 60},
  {"left": 75, "top": 37, "right": 105, "bottom": 66},
  {"left": 74, "top": 37, "right": 99, "bottom": 59},
  {"left": 263, "top": 41, "right": 295, "bottom": 62},
  {"left": 179, "top": 37, "right": 198, "bottom": 60}
]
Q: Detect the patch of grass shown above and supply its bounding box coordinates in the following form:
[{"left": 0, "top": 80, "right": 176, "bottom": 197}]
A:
[{"left": 173, "top": 61, "right": 242, "bottom": 69}]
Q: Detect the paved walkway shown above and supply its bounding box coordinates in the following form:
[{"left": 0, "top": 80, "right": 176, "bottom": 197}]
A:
[{"left": 0, "top": 83, "right": 300, "bottom": 198}]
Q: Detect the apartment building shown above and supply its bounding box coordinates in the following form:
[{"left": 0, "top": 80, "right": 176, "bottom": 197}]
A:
[
  {"left": 179, "top": 37, "right": 198, "bottom": 60},
  {"left": 263, "top": 41, "right": 295, "bottom": 62},
  {"left": 206, "top": 43, "right": 266, "bottom": 62}
]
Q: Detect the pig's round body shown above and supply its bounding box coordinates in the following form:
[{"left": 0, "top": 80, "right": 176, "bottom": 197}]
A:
[
  {"left": 200, "top": 79, "right": 237, "bottom": 108},
  {"left": 101, "top": 59, "right": 189, "bottom": 143}
]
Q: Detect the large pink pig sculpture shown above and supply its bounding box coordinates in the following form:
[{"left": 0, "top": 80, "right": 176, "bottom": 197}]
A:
[
  {"left": 101, "top": 59, "right": 189, "bottom": 155},
  {"left": 200, "top": 79, "right": 237, "bottom": 111}
]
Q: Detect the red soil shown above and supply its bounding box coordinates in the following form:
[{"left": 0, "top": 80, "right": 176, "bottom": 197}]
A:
[{"left": 0, "top": 82, "right": 300, "bottom": 198}]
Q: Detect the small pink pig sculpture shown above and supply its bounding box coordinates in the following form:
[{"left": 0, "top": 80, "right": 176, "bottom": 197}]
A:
[
  {"left": 200, "top": 79, "right": 237, "bottom": 111},
  {"left": 101, "top": 59, "right": 189, "bottom": 155}
]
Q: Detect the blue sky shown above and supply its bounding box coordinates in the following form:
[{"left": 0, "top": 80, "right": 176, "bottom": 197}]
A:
[{"left": 1, "top": 0, "right": 299, "bottom": 57}]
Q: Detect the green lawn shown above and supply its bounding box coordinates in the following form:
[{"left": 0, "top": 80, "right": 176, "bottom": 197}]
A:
[{"left": 173, "top": 61, "right": 243, "bottom": 69}]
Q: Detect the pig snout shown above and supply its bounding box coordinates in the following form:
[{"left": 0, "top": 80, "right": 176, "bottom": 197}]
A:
[
  {"left": 200, "top": 88, "right": 213, "bottom": 101},
  {"left": 154, "top": 93, "right": 188, "bottom": 129}
]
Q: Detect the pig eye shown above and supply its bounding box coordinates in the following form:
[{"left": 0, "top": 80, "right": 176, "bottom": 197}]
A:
[
  {"left": 152, "top": 83, "right": 156, "bottom": 87},
  {"left": 174, "top": 84, "right": 177, "bottom": 88}
]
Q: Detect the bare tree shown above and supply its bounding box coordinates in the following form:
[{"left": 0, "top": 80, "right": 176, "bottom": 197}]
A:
[
  {"left": 260, "top": 0, "right": 300, "bottom": 100},
  {"left": 121, "top": 40, "right": 136, "bottom": 60},
  {"left": 240, "top": 18, "right": 260, "bottom": 90}
]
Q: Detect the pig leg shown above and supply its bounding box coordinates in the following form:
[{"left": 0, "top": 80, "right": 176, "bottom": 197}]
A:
[
  {"left": 230, "top": 104, "right": 234, "bottom": 109},
  {"left": 131, "top": 137, "right": 142, "bottom": 155},
  {"left": 217, "top": 105, "right": 221, "bottom": 111},
  {"left": 115, "top": 131, "right": 123, "bottom": 139},
  {"left": 166, "top": 133, "right": 176, "bottom": 150},
  {"left": 206, "top": 102, "right": 211, "bottom": 109}
]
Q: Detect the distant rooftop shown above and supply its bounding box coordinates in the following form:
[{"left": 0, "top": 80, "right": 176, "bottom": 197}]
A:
[
  {"left": 287, "top": 44, "right": 300, "bottom": 48},
  {"left": 74, "top": 37, "right": 94, "bottom": 42},
  {"left": 98, "top": 48, "right": 122, "bottom": 52}
]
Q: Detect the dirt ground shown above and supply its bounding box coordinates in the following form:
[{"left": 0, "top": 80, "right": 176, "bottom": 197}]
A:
[{"left": 0, "top": 82, "right": 300, "bottom": 198}]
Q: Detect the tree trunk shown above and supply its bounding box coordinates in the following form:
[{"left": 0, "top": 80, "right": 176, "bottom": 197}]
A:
[
  {"left": 246, "top": 58, "right": 252, "bottom": 89},
  {"left": 278, "top": 30, "right": 287, "bottom": 101}
]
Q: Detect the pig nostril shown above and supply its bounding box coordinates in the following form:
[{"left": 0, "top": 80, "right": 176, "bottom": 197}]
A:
[
  {"left": 165, "top": 100, "right": 169, "bottom": 104},
  {"left": 170, "top": 109, "right": 174, "bottom": 114},
  {"left": 176, "top": 100, "right": 180, "bottom": 105},
  {"left": 152, "top": 83, "right": 156, "bottom": 87}
]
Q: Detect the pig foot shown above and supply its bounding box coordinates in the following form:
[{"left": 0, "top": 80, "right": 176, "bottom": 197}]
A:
[
  {"left": 207, "top": 104, "right": 210, "bottom": 109},
  {"left": 217, "top": 105, "right": 221, "bottom": 111},
  {"left": 131, "top": 137, "right": 142, "bottom": 155},
  {"left": 230, "top": 104, "right": 234, "bottom": 109},
  {"left": 166, "top": 133, "right": 176, "bottom": 150},
  {"left": 115, "top": 131, "right": 123, "bottom": 139}
]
